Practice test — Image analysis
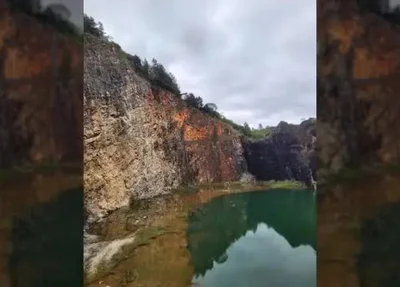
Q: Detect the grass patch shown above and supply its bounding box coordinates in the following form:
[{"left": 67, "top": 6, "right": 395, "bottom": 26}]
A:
[{"left": 263, "top": 180, "right": 307, "bottom": 189}]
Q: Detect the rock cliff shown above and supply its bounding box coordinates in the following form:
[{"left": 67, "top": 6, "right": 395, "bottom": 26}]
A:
[
  {"left": 0, "top": 7, "right": 83, "bottom": 168},
  {"left": 84, "top": 35, "right": 247, "bottom": 220},
  {"left": 318, "top": 0, "right": 400, "bottom": 180},
  {"left": 0, "top": 7, "right": 83, "bottom": 285},
  {"left": 244, "top": 119, "right": 316, "bottom": 188}
]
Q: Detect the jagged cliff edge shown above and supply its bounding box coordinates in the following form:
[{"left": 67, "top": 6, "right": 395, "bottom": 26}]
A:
[
  {"left": 84, "top": 34, "right": 247, "bottom": 220},
  {"left": 84, "top": 34, "right": 315, "bottom": 221}
]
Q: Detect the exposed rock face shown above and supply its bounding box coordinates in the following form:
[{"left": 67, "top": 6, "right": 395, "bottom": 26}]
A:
[
  {"left": 318, "top": 0, "right": 400, "bottom": 180},
  {"left": 0, "top": 8, "right": 83, "bottom": 168},
  {"left": 0, "top": 7, "right": 83, "bottom": 286},
  {"left": 84, "top": 35, "right": 247, "bottom": 220},
  {"left": 244, "top": 119, "right": 316, "bottom": 188}
]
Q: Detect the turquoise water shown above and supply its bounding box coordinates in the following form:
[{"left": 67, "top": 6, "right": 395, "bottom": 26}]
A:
[{"left": 187, "top": 189, "right": 316, "bottom": 287}]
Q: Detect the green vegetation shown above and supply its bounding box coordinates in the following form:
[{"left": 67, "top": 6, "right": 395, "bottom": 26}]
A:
[
  {"left": 265, "top": 180, "right": 306, "bottom": 189},
  {"left": 85, "top": 14, "right": 274, "bottom": 140},
  {"left": 6, "top": 0, "right": 81, "bottom": 38},
  {"left": 85, "top": 14, "right": 181, "bottom": 96},
  {"left": 249, "top": 126, "right": 273, "bottom": 139}
]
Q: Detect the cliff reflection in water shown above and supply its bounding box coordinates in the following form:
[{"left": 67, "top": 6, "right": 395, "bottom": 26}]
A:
[
  {"left": 8, "top": 188, "right": 83, "bottom": 287},
  {"left": 357, "top": 202, "right": 400, "bottom": 286},
  {"left": 186, "top": 189, "right": 316, "bottom": 286},
  {"left": 0, "top": 170, "right": 83, "bottom": 287}
]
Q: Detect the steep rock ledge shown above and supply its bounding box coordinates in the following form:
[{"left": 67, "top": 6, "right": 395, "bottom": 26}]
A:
[
  {"left": 0, "top": 8, "right": 83, "bottom": 168},
  {"left": 318, "top": 0, "right": 400, "bottom": 180},
  {"left": 84, "top": 35, "right": 247, "bottom": 220},
  {"left": 244, "top": 119, "right": 316, "bottom": 188}
]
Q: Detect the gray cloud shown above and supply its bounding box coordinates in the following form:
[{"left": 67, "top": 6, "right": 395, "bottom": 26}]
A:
[{"left": 84, "top": 0, "right": 316, "bottom": 127}]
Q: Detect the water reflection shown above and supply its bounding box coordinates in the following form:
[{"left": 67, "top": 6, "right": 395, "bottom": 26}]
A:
[
  {"left": 8, "top": 188, "right": 83, "bottom": 287},
  {"left": 358, "top": 202, "right": 400, "bottom": 286},
  {"left": 186, "top": 189, "right": 316, "bottom": 287},
  {"left": 318, "top": 174, "right": 400, "bottom": 287},
  {"left": 0, "top": 169, "right": 83, "bottom": 287}
]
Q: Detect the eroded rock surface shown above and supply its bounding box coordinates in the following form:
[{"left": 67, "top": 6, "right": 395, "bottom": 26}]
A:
[
  {"left": 245, "top": 119, "right": 316, "bottom": 188},
  {"left": 318, "top": 0, "right": 400, "bottom": 180},
  {"left": 0, "top": 7, "right": 83, "bottom": 168},
  {"left": 84, "top": 35, "right": 247, "bottom": 220}
]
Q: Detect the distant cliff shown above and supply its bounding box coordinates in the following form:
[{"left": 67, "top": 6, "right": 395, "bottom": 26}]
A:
[
  {"left": 244, "top": 119, "right": 316, "bottom": 188},
  {"left": 318, "top": 0, "right": 400, "bottom": 180},
  {"left": 84, "top": 35, "right": 247, "bottom": 220}
]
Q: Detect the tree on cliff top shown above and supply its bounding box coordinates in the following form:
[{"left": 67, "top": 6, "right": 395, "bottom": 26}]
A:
[
  {"left": 82, "top": 14, "right": 270, "bottom": 140},
  {"left": 84, "top": 14, "right": 181, "bottom": 96},
  {"left": 202, "top": 103, "right": 220, "bottom": 118},
  {"left": 142, "top": 59, "right": 150, "bottom": 75},
  {"left": 149, "top": 58, "right": 181, "bottom": 95},
  {"left": 125, "top": 53, "right": 150, "bottom": 77},
  {"left": 183, "top": 93, "right": 203, "bottom": 109},
  {"left": 204, "top": 103, "right": 218, "bottom": 112},
  {"left": 84, "top": 14, "right": 106, "bottom": 38},
  {"left": 243, "top": 122, "right": 252, "bottom": 135}
]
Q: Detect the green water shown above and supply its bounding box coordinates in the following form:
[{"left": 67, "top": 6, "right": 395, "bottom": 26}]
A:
[
  {"left": 1, "top": 167, "right": 83, "bottom": 287},
  {"left": 187, "top": 189, "right": 316, "bottom": 287}
]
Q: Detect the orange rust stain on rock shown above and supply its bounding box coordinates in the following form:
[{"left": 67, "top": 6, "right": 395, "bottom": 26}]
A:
[
  {"left": 184, "top": 125, "right": 209, "bottom": 141},
  {"left": 353, "top": 48, "right": 399, "bottom": 79},
  {"left": 328, "top": 19, "right": 363, "bottom": 53},
  {"left": 213, "top": 124, "right": 224, "bottom": 136},
  {"left": 173, "top": 110, "right": 189, "bottom": 129}
]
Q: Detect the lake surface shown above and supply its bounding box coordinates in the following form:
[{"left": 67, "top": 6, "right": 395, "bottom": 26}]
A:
[
  {"left": 188, "top": 190, "right": 316, "bottom": 287},
  {"left": 85, "top": 187, "right": 316, "bottom": 287},
  {"left": 0, "top": 167, "right": 83, "bottom": 287},
  {"left": 318, "top": 174, "right": 400, "bottom": 287}
]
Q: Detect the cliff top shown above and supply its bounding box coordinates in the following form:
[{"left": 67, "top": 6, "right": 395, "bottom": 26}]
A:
[
  {"left": 84, "top": 31, "right": 248, "bottom": 138},
  {"left": 84, "top": 14, "right": 315, "bottom": 141}
]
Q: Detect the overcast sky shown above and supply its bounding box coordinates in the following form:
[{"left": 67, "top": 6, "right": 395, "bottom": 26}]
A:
[{"left": 84, "top": 0, "right": 316, "bottom": 127}]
